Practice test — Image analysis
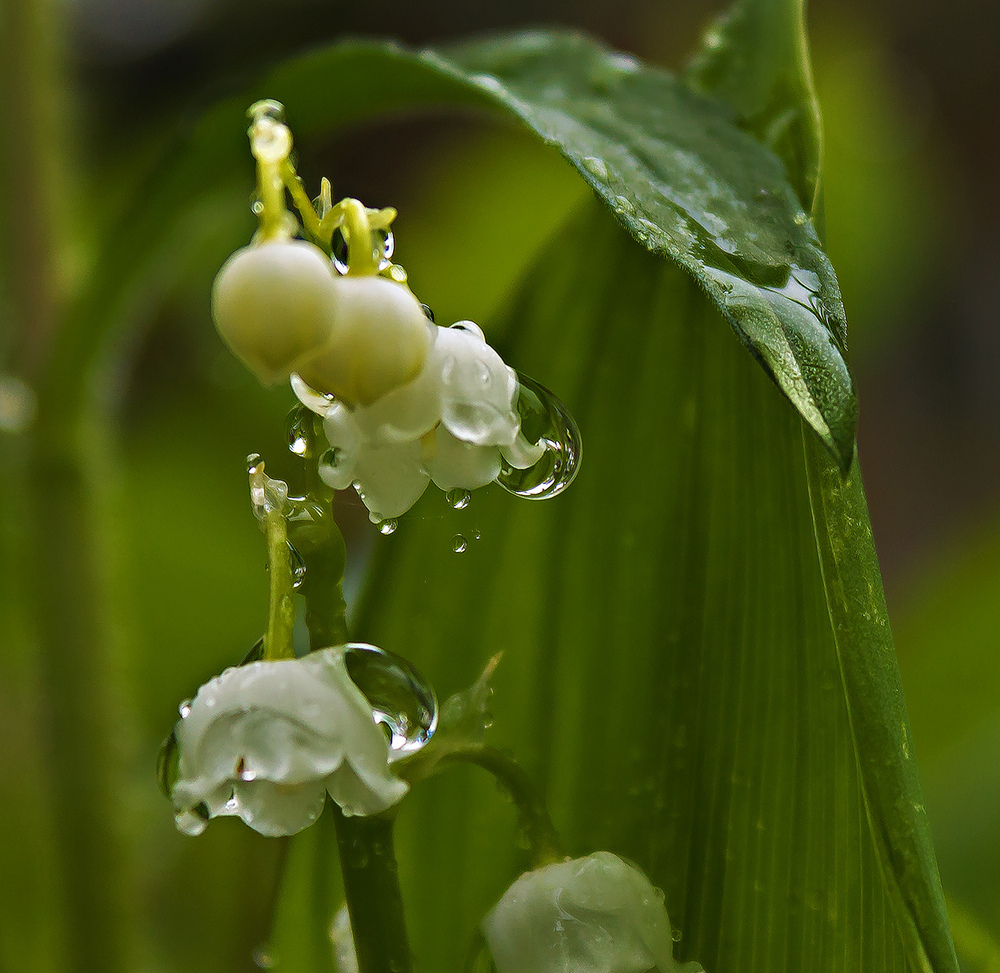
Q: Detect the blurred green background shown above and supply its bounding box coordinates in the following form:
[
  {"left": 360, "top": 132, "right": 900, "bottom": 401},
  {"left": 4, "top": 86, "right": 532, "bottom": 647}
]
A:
[{"left": 1, "top": 0, "right": 999, "bottom": 970}]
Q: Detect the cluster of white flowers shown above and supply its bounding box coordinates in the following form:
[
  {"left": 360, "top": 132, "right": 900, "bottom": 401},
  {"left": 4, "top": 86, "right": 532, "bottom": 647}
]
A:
[
  {"left": 482, "top": 852, "right": 704, "bottom": 973},
  {"left": 214, "top": 238, "right": 543, "bottom": 522},
  {"left": 169, "top": 646, "right": 409, "bottom": 837}
]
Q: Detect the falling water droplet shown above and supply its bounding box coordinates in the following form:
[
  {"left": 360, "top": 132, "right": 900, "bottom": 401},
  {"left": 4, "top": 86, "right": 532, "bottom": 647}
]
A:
[
  {"left": 285, "top": 404, "right": 315, "bottom": 457},
  {"left": 287, "top": 542, "right": 306, "bottom": 588},
  {"left": 157, "top": 731, "right": 179, "bottom": 797},
  {"left": 377, "top": 518, "right": 398, "bottom": 536},
  {"left": 343, "top": 644, "right": 438, "bottom": 759},
  {"left": 446, "top": 488, "right": 471, "bottom": 510},
  {"left": 498, "top": 374, "right": 582, "bottom": 499},
  {"left": 451, "top": 534, "right": 468, "bottom": 553}
]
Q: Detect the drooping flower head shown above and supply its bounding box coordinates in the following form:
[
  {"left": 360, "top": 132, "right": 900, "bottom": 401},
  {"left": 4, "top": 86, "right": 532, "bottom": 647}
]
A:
[
  {"left": 163, "top": 647, "right": 409, "bottom": 837},
  {"left": 482, "top": 852, "right": 705, "bottom": 973}
]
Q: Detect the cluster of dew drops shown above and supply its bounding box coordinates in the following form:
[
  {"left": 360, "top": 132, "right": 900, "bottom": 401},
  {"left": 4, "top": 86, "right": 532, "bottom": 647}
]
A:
[{"left": 281, "top": 301, "right": 582, "bottom": 552}]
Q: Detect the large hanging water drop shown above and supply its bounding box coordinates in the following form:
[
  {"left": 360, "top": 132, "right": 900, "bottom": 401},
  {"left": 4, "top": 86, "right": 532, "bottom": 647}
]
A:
[
  {"left": 498, "top": 374, "right": 582, "bottom": 499},
  {"left": 343, "top": 644, "right": 438, "bottom": 760},
  {"left": 285, "top": 404, "right": 315, "bottom": 457}
]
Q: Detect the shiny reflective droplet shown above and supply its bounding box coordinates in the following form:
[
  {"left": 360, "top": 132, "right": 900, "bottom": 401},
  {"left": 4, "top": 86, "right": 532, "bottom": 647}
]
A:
[
  {"left": 178, "top": 699, "right": 192, "bottom": 718},
  {"left": 252, "top": 945, "right": 276, "bottom": 969},
  {"left": 420, "top": 303, "right": 435, "bottom": 322},
  {"left": 451, "top": 534, "right": 468, "bottom": 553},
  {"left": 156, "top": 731, "right": 179, "bottom": 797},
  {"left": 498, "top": 375, "right": 582, "bottom": 499},
  {"left": 285, "top": 404, "right": 315, "bottom": 457},
  {"left": 374, "top": 227, "right": 394, "bottom": 270},
  {"left": 446, "top": 488, "right": 471, "bottom": 510},
  {"left": 246, "top": 452, "right": 263, "bottom": 474},
  {"left": 388, "top": 264, "right": 407, "bottom": 283},
  {"left": 472, "top": 528, "right": 482, "bottom": 540},
  {"left": 287, "top": 542, "right": 306, "bottom": 588},
  {"left": 581, "top": 156, "right": 610, "bottom": 183},
  {"left": 672, "top": 927, "right": 683, "bottom": 942},
  {"left": 331, "top": 226, "right": 349, "bottom": 275},
  {"left": 793, "top": 210, "right": 809, "bottom": 225},
  {"left": 378, "top": 518, "right": 398, "bottom": 536},
  {"left": 614, "top": 194, "right": 635, "bottom": 215},
  {"left": 250, "top": 198, "right": 264, "bottom": 215},
  {"left": 343, "top": 643, "right": 438, "bottom": 759}
]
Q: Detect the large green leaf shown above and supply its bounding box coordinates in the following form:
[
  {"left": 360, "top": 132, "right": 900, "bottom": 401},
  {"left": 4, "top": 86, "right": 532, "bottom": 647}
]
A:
[
  {"left": 348, "top": 201, "right": 955, "bottom": 973},
  {"left": 57, "top": 32, "right": 853, "bottom": 466}
]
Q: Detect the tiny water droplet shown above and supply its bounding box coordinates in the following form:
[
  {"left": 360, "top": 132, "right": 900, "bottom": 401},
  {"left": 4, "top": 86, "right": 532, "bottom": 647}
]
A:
[
  {"left": 285, "top": 404, "right": 315, "bottom": 457},
  {"left": 331, "top": 226, "right": 349, "bottom": 275},
  {"left": 388, "top": 264, "right": 407, "bottom": 283},
  {"left": 793, "top": 210, "right": 809, "bottom": 226},
  {"left": 614, "top": 194, "right": 635, "bottom": 215},
  {"left": 178, "top": 699, "right": 192, "bottom": 718},
  {"left": 581, "top": 156, "right": 610, "bottom": 183},
  {"left": 498, "top": 375, "right": 582, "bottom": 500},
  {"left": 287, "top": 542, "right": 306, "bottom": 588},
  {"left": 420, "top": 303, "right": 435, "bottom": 322},
  {"left": 344, "top": 644, "right": 438, "bottom": 759},
  {"left": 156, "top": 731, "right": 179, "bottom": 797},
  {"left": 451, "top": 534, "right": 468, "bottom": 553},
  {"left": 251, "top": 199, "right": 264, "bottom": 215},
  {"left": 378, "top": 518, "right": 398, "bottom": 535},
  {"left": 472, "top": 528, "right": 481, "bottom": 540},
  {"left": 446, "top": 488, "right": 471, "bottom": 510},
  {"left": 672, "top": 927, "right": 683, "bottom": 942},
  {"left": 374, "top": 227, "right": 394, "bottom": 269},
  {"left": 247, "top": 452, "right": 262, "bottom": 474}
]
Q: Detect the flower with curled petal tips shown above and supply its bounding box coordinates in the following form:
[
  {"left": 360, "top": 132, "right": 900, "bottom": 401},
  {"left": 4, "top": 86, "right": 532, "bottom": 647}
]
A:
[
  {"left": 296, "top": 320, "right": 544, "bottom": 522},
  {"left": 482, "top": 852, "right": 705, "bottom": 973},
  {"left": 168, "top": 646, "right": 408, "bottom": 837}
]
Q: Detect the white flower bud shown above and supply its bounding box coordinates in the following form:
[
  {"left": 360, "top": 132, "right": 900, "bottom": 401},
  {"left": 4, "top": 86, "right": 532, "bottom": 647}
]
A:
[
  {"left": 170, "top": 647, "right": 409, "bottom": 837},
  {"left": 482, "top": 852, "right": 704, "bottom": 973},
  {"left": 296, "top": 275, "right": 434, "bottom": 406},
  {"left": 212, "top": 240, "right": 339, "bottom": 385}
]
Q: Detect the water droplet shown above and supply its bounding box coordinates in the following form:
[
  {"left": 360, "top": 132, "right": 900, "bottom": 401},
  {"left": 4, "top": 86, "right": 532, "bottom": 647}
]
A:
[
  {"left": 672, "top": 927, "right": 683, "bottom": 943},
  {"left": 451, "top": 534, "right": 468, "bottom": 553},
  {"left": 793, "top": 210, "right": 809, "bottom": 226},
  {"left": 343, "top": 644, "right": 438, "bottom": 760},
  {"left": 446, "top": 488, "right": 471, "bottom": 510},
  {"left": 420, "top": 303, "right": 435, "bottom": 322},
  {"left": 331, "top": 226, "right": 349, "bottom": 275},
  {"left": 472, "top": 528, "right": 481, "bottom": 540},
  {"left": 374, "top": 227, "right": 394, "bottom": 269},
  {"left": 498, "top": 375, "right": 582, "bottom": 500},
  {"left": 156, "top": 731, "right": 179, "bottom": 797},
  {"left": 581, "top": 156, "right": 610, "bottom": 183},
  {"left": 250, "top": 198, "right": 264, "bottom": 215},
  {"left": 388, "top": 264, "right": 407, "bottom": 283},
  {"left": 285, "top": 404, "right": 315, "bottom": 457},
  {"left": 247, "top": 452, "right": 263, "bottom": 474},
  {"left": 614, "top": 194, "right": 635, "bottom": 215},
  {"left": 287, "top": 542, "right": 306, "bottom": 588},
  {"left": 178, "top": 699, "right": 192, "bottom": 718},
  {"left": 377, "top": 518, "right": 398, "bottom": 536}
]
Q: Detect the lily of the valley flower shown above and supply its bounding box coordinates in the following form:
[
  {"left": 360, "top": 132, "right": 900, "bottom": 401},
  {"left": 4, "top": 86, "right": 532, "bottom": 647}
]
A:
[
  {"left": 482, "top": 852, "right": 705, "bottom": 973},
  {"left": 294, "top": 320, "right": 544, "bottom": 522},
  {"left": 170, "top": 646, "right": 408, "bottom": 837}
]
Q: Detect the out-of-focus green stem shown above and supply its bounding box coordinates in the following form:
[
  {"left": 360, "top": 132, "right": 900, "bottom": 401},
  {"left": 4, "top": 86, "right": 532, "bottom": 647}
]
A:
[
  {"left": 333, "top": 807, "right": 413, "bottom": 973},
  {"left": 2, "top": 3, "right": 129, "bottom": 973},
  {"left": 263, "top": 510, "right": 295, "bottom": 661}
]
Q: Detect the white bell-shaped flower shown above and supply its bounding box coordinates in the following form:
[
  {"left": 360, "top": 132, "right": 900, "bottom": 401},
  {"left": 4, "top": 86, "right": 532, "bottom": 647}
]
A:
[
  {"left": 170, "top": 647, "right": 408, "bottom": 837},
  {"left": 298, "top": 321, "right": 544, "bottom": 522},
  {"left": 482, "top": 852, "right": 704, "bottom": 973}
]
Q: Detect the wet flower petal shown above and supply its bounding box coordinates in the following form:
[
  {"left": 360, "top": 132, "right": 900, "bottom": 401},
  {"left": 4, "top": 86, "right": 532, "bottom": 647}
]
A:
[
  {"left": 425, "top": 425, "right": 502, "bottom": 492},
  {"left": 482, "top": 852, "right": 704, "bottom": 973},
  {"left": 169, "top": 647, "right": 409, "bottom": 836}
]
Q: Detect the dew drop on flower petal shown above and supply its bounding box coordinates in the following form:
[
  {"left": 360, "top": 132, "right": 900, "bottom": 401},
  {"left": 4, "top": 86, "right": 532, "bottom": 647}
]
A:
[
  {"left": 178, "top": 699, "right": 192, "bottom": 718},
  {"left": 473, "top": 528, "right": 482, "bottom": 540},
  {"left": 446, "top": 488, "right": 471, "bottom": 510},
  {"left": 343, "top": 644, "right": 438, "bottom": 759},
  {"left": 498, "top": 375, "right": 582, "bottom": 499},
  {"left": 377, "top": 518, "right": 398, "bottom": 536},
  {"left": 451, "top": 534, "right": 468, "bottom": 553},
  {"left": 420, "top": 303, "right": 435, "bottom": 322}
]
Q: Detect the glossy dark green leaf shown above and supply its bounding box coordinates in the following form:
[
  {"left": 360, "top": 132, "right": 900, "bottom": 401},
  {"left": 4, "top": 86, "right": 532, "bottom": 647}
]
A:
[
  {"left": 60, "top": 31, "right": 853, "bottom": 466},
  {"left": 351, "top": 201, "right": 955, "bottom": 973}
]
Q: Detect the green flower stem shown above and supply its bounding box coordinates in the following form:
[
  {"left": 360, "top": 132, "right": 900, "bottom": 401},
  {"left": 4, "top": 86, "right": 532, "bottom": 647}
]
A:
[
  {"left": 278, "top": 158, "right": 324, "bottom": 242},
  {"left": 263, "top": 509, "right": 295, "bottom": 661},
  {"left": 446, "top": 746, "right": 563, "bottom": 868},
  {"left": 333, "top": 807, "right": 413, "bottom": 973}
]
